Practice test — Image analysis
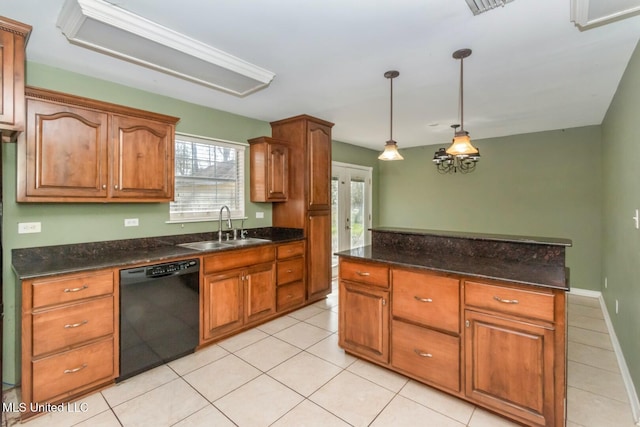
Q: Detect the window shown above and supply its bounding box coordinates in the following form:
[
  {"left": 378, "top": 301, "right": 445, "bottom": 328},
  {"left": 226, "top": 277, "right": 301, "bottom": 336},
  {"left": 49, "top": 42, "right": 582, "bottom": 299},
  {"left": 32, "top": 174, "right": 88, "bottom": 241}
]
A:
[{"left": 170, "top": 133, "right": 245, "bottom": 221}]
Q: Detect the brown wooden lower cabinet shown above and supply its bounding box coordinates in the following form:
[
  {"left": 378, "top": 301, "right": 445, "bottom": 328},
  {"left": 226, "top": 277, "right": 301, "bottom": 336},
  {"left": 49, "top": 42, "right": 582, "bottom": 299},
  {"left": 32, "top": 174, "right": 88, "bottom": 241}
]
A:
[
  {"left": 201, "top": 247, "right": 276, "bottom": 342},
  {"left": 338, "top": 257, "right": 566, "bottom": 427},
  {"left": 21, "top": 268, "right": 118, "bottom": 420}
]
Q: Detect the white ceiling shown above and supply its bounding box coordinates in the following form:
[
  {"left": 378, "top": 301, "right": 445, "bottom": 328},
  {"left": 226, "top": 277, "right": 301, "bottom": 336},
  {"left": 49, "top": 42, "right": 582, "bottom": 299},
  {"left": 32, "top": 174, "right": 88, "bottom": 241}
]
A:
[{"left": 2, "top": 0, "right": 639, "bottom": 151}]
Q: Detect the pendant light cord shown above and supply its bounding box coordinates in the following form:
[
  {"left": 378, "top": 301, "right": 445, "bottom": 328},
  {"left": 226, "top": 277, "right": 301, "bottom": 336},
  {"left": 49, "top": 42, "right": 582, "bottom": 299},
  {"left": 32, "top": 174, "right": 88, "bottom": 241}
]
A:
[
  {"left": 389, "top": 75, "right": 394, "bottom": 141},
  {"left": 459, "top": 56, "right": 464, "bottom": 133}
]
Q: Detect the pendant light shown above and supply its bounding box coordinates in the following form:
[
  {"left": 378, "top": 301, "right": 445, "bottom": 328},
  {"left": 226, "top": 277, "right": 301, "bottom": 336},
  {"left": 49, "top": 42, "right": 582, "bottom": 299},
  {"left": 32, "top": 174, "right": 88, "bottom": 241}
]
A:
[
  {"left": 433, "top": 48, "right": 480, "bottom": 174},
  {"left": 378, "top": 70, "right": 404, "bottom": 161}
]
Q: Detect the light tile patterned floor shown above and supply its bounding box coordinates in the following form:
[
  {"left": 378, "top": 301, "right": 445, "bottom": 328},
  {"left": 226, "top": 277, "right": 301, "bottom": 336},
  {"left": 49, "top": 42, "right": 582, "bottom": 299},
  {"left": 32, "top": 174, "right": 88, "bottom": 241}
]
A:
[{"left": 2, "top": 287, "right": 637, "bottom": 426}]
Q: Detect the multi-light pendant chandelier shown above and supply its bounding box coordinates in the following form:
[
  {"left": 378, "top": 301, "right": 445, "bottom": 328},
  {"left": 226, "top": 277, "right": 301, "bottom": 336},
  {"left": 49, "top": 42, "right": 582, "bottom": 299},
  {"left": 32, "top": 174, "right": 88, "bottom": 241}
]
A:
[{"left": 433, "top": 48, "right": 480, "bottom": 173}]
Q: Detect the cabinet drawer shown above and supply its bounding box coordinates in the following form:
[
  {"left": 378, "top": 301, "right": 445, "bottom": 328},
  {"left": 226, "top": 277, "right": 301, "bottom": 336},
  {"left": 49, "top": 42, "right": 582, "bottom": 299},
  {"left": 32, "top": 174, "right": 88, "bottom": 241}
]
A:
[
  {"left": 391, "top": 320, "right": 460, "bottom": 392},
  {"left": 340, "top": 259, "right": 389, "bottom": 288},
  {"left": 32, "top": 338, "right": 114, "bottom": 403},
  {"left": 277, "top": 258, "right": 304, "bottom": 285},
  {"left": 204, "top": 246, "right": 275, "bottom": 274},
  {"left": 32, "top": 296, "right": 114, "bottom": 357},
  {"left": 392, "top": 269, "right": 460, "bottom": 333},
  {"left": 277, "top": 241, "right": 305, "bottom": 259},
  {"left": 32, "top": 271, "right": 114, "bottom": 309},
  {"left": 465, "top": 281, "right": 555, "bottom": 323},
  {"left": 277, "top": 281, "right": 305, "bottom": 311}
]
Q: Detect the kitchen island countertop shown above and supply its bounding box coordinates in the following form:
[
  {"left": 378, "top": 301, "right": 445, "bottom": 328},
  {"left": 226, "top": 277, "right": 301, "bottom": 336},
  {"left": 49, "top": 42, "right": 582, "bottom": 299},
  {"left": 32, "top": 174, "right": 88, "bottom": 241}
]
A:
[{"left": 336, "top": 227, "right": 571, "bottom": 290}]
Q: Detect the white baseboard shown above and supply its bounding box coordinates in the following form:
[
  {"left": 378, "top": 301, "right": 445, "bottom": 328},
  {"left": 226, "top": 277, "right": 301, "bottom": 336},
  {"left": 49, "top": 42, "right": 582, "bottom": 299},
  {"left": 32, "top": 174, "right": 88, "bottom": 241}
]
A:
[{"left": 570, "top": 288, "right": 640, "bottom": 425}]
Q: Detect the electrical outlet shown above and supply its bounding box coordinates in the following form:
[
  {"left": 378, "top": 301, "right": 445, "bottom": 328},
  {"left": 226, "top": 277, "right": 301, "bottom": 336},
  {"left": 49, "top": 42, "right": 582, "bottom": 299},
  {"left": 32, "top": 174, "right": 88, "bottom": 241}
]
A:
[
  {"left": 615, "top": 299, "right": 619, "bottom": 314},
  {"left": 634, "top": 209, "right": 639, "bottom": 229},
  {"left": 256, "top": 212, "right": 264, "bottom": 219},
  {"left": 18, "top": 222, "right": 41, "bottom": 234},
  {"left": 124, "top": 218, "right": 139, "bottom": 227}
]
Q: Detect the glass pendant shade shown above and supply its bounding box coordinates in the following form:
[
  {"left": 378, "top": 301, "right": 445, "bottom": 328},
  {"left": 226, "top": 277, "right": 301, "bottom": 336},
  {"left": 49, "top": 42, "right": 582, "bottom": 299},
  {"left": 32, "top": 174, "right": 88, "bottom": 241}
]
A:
[
  {"left": 378, "top": 140, "right": 404, "bottom": 160},
  {"left": 445, "top": 132, "right": 479, "bottom": 156}
]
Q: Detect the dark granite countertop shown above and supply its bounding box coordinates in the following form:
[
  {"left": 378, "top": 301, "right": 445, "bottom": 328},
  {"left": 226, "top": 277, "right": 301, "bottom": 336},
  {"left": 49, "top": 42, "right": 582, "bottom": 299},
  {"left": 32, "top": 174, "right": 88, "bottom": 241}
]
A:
[
  {"left": 12, "top": 227, "right": 303, "bottom": 280},
  {"left": 335, "top": 246, "right": 568, "bottom": 290},
  {"left": 336, "top": 227, "right": 571, "bottom": 290},
  {"left": 371, "top": 227, "right": 572, "bottom": 247}
]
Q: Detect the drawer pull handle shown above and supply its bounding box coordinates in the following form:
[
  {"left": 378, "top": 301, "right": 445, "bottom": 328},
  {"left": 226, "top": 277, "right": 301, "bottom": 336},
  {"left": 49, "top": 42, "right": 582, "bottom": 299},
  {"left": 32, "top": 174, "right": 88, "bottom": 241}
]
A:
[
  {"left": 64, "top": 285, "right": 88, "bottom": 293},
  {"left": 356, "top": 271, "right": 370, "bottom": 277},
  {"left": 414, "top": 349, "right": 433, "bottom": 358},
  {"left": 494, "top": 296, "right": 519, "bottom": 304},
  {"left": 64, "top": 364, "right": 88, "bottom": 374},
  {"left": 64, "top": 320, "right": 88, "bottom": 329},
  {"left": 287, "top": 269, "right": 293, "bottom": 273},
  {"left": 414, "top": 296, "right": 433, "bottom": 303}
]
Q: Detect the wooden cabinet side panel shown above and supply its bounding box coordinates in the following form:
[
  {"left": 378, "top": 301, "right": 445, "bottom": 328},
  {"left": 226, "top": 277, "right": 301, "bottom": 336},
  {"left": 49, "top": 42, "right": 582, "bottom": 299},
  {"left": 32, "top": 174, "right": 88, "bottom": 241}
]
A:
[
  {"left": 111, "top": 114, "right": 174, "bottom": 200},
  {"left": 0, "top": 19, "right": 30, "bottom": 141}
]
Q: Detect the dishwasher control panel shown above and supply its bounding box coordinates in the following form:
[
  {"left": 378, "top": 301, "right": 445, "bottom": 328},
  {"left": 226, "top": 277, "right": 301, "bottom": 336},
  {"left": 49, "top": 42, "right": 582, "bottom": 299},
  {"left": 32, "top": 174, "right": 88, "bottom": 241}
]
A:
[{"left": 147, "top": 259, "right": 199, "bottom": 277}]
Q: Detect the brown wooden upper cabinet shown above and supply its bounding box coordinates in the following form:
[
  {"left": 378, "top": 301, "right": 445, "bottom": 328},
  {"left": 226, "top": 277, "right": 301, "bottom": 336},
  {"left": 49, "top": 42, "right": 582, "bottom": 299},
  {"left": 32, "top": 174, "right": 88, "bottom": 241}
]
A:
[
  {"left": 17, "top": 87, "right": 179, "bottom": 203},
  {"left": 248, "top": 136, "right": 288, "bottom": 202},
  {"left": 0, "top": 16, "right": 31, "bottom": 143}
]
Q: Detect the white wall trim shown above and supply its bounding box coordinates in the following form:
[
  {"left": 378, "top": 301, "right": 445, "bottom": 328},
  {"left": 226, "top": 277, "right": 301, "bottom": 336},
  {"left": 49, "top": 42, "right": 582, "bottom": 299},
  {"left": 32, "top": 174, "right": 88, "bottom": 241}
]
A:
[{"left": 570, "top": 288, "right": 640, "bottom": 424}]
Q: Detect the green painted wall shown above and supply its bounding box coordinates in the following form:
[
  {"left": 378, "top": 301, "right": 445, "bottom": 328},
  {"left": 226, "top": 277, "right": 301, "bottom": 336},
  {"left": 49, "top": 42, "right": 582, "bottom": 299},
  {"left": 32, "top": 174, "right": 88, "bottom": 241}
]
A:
[
  {"left": 1, "top": 63, "right": 276, "bottom": 385},
  {"left": 602, "top": 41, "right": 640, "bottom": 397},
  {"left": 377, "top": 126, "right": 603, "bottom": 292}
]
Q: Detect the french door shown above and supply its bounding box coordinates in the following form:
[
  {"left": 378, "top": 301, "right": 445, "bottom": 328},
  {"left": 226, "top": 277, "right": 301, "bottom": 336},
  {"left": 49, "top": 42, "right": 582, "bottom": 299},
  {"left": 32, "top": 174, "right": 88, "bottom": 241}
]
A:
[{"left": 331, "top": 162, "right": 372, "bottom": 274}]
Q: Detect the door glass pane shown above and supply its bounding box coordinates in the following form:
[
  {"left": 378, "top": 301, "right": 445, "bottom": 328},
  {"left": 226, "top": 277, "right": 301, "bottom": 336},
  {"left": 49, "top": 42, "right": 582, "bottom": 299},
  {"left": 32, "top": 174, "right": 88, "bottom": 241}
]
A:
[
  {"left": 331, "top": 176, "right": 340, "bottom": 267},
  {"left": 350, "top": 178, "right": 366, "bottom": 249}
]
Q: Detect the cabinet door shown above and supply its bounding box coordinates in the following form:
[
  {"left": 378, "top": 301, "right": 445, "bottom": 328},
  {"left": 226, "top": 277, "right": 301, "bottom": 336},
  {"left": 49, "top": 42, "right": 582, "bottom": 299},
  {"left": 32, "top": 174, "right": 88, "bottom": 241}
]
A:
[
  {"left": 244, "top": 263, "right": 276, "bottom": 324},
  {"left": 111, "top": 114, "right": 174, "bottom": 200},
  {"left": 20, "top": 99, "right": 109, "bottom": 200},
  {"left": 307, "top": 122, "right": 331, "bottom": 210},
  {"left": 307, "top": 211, "right": 331, "bottom": 301},
  {"left": 339, "top": 281, "right": 389, "bottom": 363},
  {"left": 267, "top": 143, "right": 288, "bottom": 201},
  {"left": 202, "top": 272, "right": 244, "bottom": 341},
  {"left": 465, "top": 310, "right": 554, "bottom": 426}
]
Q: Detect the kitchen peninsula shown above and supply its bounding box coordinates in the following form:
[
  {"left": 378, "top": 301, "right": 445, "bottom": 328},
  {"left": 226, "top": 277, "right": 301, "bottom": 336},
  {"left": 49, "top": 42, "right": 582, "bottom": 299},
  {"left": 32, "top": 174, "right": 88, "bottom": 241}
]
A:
[{"left": 336, "top": 227, "right": 571, "bottom": 427}]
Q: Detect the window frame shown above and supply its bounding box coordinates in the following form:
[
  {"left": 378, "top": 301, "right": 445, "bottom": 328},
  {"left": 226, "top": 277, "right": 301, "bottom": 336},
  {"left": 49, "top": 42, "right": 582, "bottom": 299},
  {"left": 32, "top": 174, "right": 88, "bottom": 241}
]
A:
[{"left": 168, "top": 132, "right": 246, "bottom": 223}]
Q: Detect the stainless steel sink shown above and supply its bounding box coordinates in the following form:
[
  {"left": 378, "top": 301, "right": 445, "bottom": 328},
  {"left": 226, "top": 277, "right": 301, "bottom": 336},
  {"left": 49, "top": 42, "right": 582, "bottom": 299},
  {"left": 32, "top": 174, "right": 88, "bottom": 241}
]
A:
[
  {"left": 225, "top": 237, "right": 271, "bottom": 246},
  {"left": 177, "top": 241, "right": 233, "bottom": 251},
  {"left": 177, "top": 238, "right": 271, "bottom": 251}
]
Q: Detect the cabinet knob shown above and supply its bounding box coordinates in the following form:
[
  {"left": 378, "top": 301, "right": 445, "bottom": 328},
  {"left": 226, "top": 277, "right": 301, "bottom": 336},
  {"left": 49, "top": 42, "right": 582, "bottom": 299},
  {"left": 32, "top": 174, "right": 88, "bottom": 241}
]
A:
[
  {"left": 465, "top": 320, "right": 470, "bottom": 328},
  {"left": 114, "top": 185, "right": 119, "bottom": 190},
  {"left": 102, "top": 184, "right": 107, "bottom": 189}
]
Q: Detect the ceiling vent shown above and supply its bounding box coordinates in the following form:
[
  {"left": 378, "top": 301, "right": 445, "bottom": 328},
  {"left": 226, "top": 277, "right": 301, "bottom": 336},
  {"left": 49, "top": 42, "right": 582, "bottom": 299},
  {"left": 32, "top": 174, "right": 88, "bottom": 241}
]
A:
[
  {"left": 57, "top": 0, "right": 275, "bottom": 96},
  {"left": 570, "top": 0, "right": 640, "bottom": 30},
  {"left": 464, "top": 0, "right": 514, "bottom": 15}
]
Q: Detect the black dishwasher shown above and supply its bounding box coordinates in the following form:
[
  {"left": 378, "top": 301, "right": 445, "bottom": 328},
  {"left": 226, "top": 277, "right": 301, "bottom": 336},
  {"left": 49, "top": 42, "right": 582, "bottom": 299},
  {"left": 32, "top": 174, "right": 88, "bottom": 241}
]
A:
[{"left": 118, "top": 259, "right": 200, "bottom": 382}]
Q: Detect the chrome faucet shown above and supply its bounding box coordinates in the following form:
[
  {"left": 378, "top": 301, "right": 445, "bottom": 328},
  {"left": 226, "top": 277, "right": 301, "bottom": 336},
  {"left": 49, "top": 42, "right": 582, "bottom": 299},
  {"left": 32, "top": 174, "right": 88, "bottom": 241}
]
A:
[{"left": 218, "top": 205, "right": 232, "bottom": 241}]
